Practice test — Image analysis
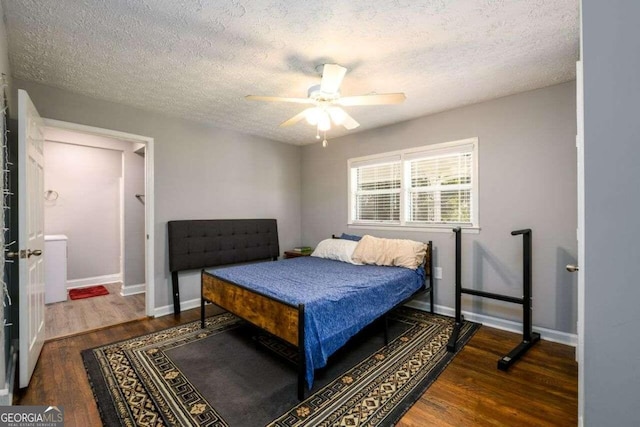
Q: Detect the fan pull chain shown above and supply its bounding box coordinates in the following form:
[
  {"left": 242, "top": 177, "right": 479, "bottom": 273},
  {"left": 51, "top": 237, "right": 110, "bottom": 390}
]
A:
[{"left": 322, "top": 131, "right": 328, "bottom": 148}]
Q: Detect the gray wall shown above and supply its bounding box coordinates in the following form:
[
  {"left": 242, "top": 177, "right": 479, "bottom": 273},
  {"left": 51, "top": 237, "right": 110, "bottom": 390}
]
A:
[
  {"left": 43, "top": 127, "right": 146, "bottom": 288},
  {"left": 122, "top": 142, "right": 145, "bottom": 288},
  {"left": 12, "top": 78, "right": 302, "bottom": 311},
  {"left": 44, "top": 141, "right": 122, "bottom": 281},
  {"left": 582, "top": 1, "right": 640, "bottom": 425},
  {"left": 301, "top": 82, "right": 577, "bottom": 334}
]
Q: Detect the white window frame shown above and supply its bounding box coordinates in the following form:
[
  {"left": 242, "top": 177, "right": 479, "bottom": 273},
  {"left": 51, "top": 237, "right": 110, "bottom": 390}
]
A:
[{"left": 347, "top": 137, "right": 479, "bottom": 233}]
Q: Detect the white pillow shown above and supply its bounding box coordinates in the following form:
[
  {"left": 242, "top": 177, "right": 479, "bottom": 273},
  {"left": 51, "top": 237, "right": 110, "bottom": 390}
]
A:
[{"left": 311, "top": 238, "right": 362, "bottom": 265}]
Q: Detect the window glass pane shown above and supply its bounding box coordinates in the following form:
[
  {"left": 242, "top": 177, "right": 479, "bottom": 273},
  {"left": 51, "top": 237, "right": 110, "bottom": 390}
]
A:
[
  {"left": 409, "top": 190, "right": 471, "bottom": 223},
  {"left": 353, "top": 162, "right": 401, "bottom": 222},
  {"left": 408, "top": 151, "right": 472, "bottom": 224},
  {"left": 410, "top": 153, "right": 471, "bottom": 188},
  {"left": 356, "top": 193, "right": 400, "bottom": 221},
  {"left": 357, "top": 163, "right": 400, "bottom": 191},
  {"left": 440, "top": 189, "right": 471, "bottom": 223},
  {"left": 409, "top": 192, "right": 435, "bottom": 222}
]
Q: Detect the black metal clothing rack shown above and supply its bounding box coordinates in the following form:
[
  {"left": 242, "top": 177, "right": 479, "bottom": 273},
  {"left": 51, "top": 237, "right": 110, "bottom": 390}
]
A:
[{"left": 446, "top": 227, "right": 540, "bottom": 370}]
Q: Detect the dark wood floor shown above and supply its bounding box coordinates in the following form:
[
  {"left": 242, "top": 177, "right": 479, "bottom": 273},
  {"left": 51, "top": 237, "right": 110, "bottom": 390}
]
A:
[
  {"left": 398, "top": 327, "right": 578, "bottom": 426},
  {"left": 16, "top": 306, "right": 578, "bottom": 426}
]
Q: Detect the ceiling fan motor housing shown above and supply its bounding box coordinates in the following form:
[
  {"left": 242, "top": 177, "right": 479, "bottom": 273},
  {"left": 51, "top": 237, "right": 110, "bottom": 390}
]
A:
[{"left": 307, "top": 84, "right": 340, "bottom": 102}]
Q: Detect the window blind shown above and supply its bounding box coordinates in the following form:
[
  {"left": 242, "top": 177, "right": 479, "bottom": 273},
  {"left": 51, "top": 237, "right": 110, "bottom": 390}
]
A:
[
  {"left": 353, "top": 161, "right": 401, "bottom": 222},
  {"left": 408, "top": 151, "right": 473, "bottom": 224},
  {"left": 348, "top": 138, "right": 477, "bottom": 228}
]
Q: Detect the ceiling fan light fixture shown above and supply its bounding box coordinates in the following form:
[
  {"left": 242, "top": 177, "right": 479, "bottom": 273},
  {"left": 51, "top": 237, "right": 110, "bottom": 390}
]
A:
[
  {"left": 328, "top": 106, "right": 346, "bottom": 125},
  {"left": 305, "top": 107, "right": 321, "bottom": 125},
  {"left": 318, "top": 111, "right": 331, "bottom": 131}
]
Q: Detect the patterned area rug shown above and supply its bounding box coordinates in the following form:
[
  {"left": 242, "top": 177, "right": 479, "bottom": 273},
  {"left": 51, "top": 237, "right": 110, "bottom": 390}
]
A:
[{"left": 82, "top": 307, "right": 478, "bottom": 426}]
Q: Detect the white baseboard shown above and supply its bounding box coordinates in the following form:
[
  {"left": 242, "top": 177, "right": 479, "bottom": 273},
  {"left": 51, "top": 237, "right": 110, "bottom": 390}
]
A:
[
  {"left": 405, "top": 300, "right": 577, "bottom": 347},
  {"left": 67, "top": 273, "right": 122, "bottom": 289},
  {"left": 154, "top": 297, "right": 201, "bottom": 317},
  {"left": 120, "top": 283, "right": 146, "bottom": 296},
  {"left": 152, "top": 298, "right": 577, "bottom": 347}
]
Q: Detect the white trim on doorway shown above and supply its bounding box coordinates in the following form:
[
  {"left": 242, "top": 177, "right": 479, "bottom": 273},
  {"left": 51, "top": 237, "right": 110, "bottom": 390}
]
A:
[
  {"left": 120, "top": 283, "right": 146, "bottom": 296},
  {"left": 42, "top": 118, "right": 156, "bottom": 317},
  {"left": 119, "top": 169, "right": 125, "bottom": 298}
]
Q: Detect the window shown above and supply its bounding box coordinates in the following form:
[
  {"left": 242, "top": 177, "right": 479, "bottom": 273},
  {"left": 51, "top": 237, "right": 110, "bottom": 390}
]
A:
[
  {"left": 353, "top": 160, "right": 401, "bottom": 222},
  {"left": 348, "top": 138, "right": 478, "bottom": 230}
]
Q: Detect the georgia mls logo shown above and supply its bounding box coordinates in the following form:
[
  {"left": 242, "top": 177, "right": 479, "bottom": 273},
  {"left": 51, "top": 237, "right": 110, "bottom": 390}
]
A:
[
  {"left": 0, "top": 405, "right": 64, "bottom": 426},
  {"left": 44, "top": 406, "right": 63, "bottom": 419}
]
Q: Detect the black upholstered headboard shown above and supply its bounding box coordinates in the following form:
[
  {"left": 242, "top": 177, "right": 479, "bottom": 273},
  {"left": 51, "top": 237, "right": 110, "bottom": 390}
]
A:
[
  {"left": 167, "top": 219, "right": 279, "bottom": 314},
  {"left": 168, "top": 219, "right": 279, "bottom": 272}
]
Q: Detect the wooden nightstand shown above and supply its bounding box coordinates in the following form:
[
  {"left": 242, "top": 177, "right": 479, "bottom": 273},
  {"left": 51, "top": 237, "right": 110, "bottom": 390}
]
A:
[{"left": 284, "top": 250, "right": 312, "bottom": 259}]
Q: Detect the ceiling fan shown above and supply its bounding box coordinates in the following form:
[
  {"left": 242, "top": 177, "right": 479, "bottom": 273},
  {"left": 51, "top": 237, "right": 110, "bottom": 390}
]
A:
[{"left": 246, "top": 64, "right": 406, "bottom": 146}]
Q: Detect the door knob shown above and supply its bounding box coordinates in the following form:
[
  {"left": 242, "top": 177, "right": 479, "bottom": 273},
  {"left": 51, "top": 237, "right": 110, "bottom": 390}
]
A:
[
  {"left": 27, "top": 249, "right": 42, "bottom": 257},
  {"left": 5, "top": 249, "right": 42, "bottom": 259},
  {"left": 566, "top": 264, "right": 579, "bottom": 272}
]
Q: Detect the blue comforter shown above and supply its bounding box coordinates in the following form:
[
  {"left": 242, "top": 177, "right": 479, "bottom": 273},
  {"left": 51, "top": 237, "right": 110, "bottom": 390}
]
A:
[{"left": 209, "top": 256, "right": 425, "bottom": 388}]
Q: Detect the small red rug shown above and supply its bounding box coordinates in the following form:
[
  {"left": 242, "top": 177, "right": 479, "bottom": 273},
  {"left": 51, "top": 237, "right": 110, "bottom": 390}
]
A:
[{"left": 69, "top": 285, "right": 109, "bottom": 300}]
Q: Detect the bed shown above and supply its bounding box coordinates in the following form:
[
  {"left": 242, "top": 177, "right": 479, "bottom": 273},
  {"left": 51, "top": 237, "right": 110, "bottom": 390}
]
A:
[
  {"left": 185, "top": 221, "right": 434, "bottom": 400},
  {"left": 168, "top": 219, "right": 433, "bottom": 400}
]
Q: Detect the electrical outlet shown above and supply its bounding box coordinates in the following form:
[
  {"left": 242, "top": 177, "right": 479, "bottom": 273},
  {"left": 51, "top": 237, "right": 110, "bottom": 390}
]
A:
[{"left": 434, "top": 267, "right": 443, "bottom": 279}]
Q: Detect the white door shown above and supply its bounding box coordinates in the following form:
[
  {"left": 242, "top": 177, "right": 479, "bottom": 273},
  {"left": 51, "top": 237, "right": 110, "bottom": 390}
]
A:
[{"left": 17, "top": 89, "right": 46, "bottom": 388}]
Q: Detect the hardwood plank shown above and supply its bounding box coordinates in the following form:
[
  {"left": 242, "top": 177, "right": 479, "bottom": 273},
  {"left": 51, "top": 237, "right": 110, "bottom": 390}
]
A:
[
  {"left": 45, "top": 282, "right": 146, "bottom": 340},
  {"left": 398, "top": 327, "right": 578, "bottom": 427},
  {"left": 17, "top": 309, "right": 578, "bottom": 426}
]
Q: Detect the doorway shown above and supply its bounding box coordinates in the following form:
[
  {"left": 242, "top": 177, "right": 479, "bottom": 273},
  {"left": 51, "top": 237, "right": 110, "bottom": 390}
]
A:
[{"left": 42, "top": 119, "right": 155, "bottom": 338}]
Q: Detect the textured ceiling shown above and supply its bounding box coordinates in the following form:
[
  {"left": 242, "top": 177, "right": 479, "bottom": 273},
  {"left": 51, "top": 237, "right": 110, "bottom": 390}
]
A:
[{"left": 2, "top": 0, "right": 579, "bottom": 145}]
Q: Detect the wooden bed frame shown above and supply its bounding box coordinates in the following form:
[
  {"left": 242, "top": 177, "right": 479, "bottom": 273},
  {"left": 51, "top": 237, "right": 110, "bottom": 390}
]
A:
[
  {"left": 201, "top": 272, "right": 308, "bottom": 398},
  {"left": 168, "top": 219, "right": 434, "bottom": 400}
]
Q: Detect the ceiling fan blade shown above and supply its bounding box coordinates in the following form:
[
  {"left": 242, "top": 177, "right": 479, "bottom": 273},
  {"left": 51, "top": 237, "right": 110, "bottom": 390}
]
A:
[
  {"left": 328, "top": 106, "right": 360, "bottom": 130},
  {"left": 340, "top": 111, "right": 360, "bottom": 130},
  {"left": 246, "top": 95, "right": 313, "bottom": 104},
  {"left": 320, "top": 64, "right": 347, "bottom": 94},
  {"left": 337, "top": 93, "right": 406, "bottom": 106},
  {"left": 279, "top": 109, "right": 311, "bottom": 127}
]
